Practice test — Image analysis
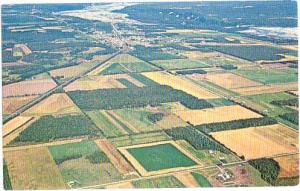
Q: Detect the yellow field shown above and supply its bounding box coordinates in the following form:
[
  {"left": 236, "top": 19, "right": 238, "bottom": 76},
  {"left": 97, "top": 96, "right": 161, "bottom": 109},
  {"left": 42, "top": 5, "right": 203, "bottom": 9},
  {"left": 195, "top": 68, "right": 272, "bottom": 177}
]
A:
[
  {"left": 3, "top": 118, "right": 38, "bottom": 146},
  {"left": 22, "top": 93, "right": 81, "bottom": 116},
  {"left": 49, "top": 62, "right": 94, "bottom": 78},
  {"left": 143, "top": 71, "right": 218, "bottom": 99},
  {"left": 4, "top": 147, "right": 66, "bottom": 189},
  {"left": 234, "top": 82, "right": 298, "bottom": 95},
  {"left": 210, "top": 124, "right": 298, "bottom": 160},
  {"left": 64, "top": 74, "right": 144, "bottom": 92},
  {"left": 3, "top": 96, "right": 37, "bottom": 114},
  {"left": 156, "top": 113, "right": 189, "bottom": 129},
  {"left": 192, "top": 72, "right": 261, "bottom": 90},
  {"left": 176, "top": 105, "right": 262, "bottom": 125},
  {"left": 106, "top": 182, "right": 134, "bottom": 189},
  {"left": 274, "top": 154, "right": 299, "bottom": 178},
  {"left": 3, "top": 116, "right": 33, "bottom": 137}
]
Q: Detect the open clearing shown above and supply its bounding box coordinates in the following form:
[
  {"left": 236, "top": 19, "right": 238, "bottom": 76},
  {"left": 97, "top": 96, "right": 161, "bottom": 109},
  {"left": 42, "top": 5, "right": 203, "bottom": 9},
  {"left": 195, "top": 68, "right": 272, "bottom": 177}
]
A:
[
  {"left": 156, "top": 113, "right": 189, "bottom": 129},
  {"left": 4, "top": 147, "right": 66, "bottom": 189},
  {"left": 118, "top": 141, "right": 200, "bottom": 176},
  {"left": 234, "top": 82, "right": 298, "bottom": 95},
  {"left": 48, "top": 140, "right": 123, "bottom": 187},
  {"left": 143, "top": 71, "right": 218, "bottom": 99},
  {"left": 274, "top": 154, "right": 299, "bottom": 178},
  {"left": 190, "top": 72, "right": 261, "bottom": 90},
  {"left": 151, "top": 59, "right": 210, "bottom": 69},
  {"left": 64, "top": 74, "right": 144, "bottom": 92},
  {"left": 175, "top": 105, "right": 262, "bottom": 125},
  {"left": 3, "top": 95, "right": 37, "bottom": 114},
  {"left": 22, "top": 93, "right": 81, "bottom": 116},
  {"left": 94, "top": 139, "right": 136, "bottom": 175},
  {"left": 3, "top": 79, "right": 57, "bottom": 97},
  {"left": 210, "top": 124, "right": 298, "bottom": 159},
  {"left": 49, "top": 62, "right": 94, "bottom": 79},
  {"left": 181, "top": 51, "right": 220, "bottom": 59}
]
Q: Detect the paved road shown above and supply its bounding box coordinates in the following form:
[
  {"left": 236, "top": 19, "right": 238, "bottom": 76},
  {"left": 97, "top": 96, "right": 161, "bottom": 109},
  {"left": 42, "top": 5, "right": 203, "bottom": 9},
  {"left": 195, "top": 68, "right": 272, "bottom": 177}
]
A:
[{"left": 3, "top": 51, "right": 121, "bottom": 124}]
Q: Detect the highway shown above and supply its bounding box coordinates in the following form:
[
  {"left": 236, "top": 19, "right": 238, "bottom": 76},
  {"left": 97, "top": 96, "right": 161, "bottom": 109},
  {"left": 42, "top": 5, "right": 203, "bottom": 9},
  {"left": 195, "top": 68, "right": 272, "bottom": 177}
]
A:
[{"left": 3, "top": 51, "right": 121, "bottom": 124}]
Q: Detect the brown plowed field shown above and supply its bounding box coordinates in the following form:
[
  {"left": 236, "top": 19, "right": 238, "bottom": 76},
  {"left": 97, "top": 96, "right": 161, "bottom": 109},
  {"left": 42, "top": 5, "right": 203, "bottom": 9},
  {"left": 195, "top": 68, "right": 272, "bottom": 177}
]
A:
[
  {"left": 3, "top": 96, "right": 37, "bottom": 114},
  {"left": 22, "top": 93, "right": 81, "bottom": 116},
  {"left": 64, "top": 74, "right": 144, "bottom": 92},
  {"left": 3, "top": 79, "right": 57, "bottom": 97},
  {"left": 174, "top": 172, "right": 199, "bottom": 187},
  {"left": 274, "top": 155, "right": 299, "bottom": 178},
  {"left": 210, "top": 124, "right": 298, "bottom": 159},
  {"left": 94, "top": 139, "right": 135, "bottom": 175}
]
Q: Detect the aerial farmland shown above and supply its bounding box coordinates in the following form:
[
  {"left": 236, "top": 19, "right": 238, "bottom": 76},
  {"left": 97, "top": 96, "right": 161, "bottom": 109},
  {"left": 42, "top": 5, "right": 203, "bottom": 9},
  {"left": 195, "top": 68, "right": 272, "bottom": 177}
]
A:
[{"left": 1, "top": 1, "right": 299, "bottom": 189}]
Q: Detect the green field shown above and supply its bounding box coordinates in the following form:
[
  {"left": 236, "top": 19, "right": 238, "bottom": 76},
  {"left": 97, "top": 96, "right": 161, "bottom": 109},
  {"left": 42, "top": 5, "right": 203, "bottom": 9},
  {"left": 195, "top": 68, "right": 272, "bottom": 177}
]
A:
[
  {"left": 205, "top": 45, "right": 297, "bottom": 61},
  {"left": 109, "top": 131, "right": 171, "bottom": 147},
  {"left": 207, "top": 98, "right": 235, "bottom": 107},
  {"left": 245, "top": 92, "right": 297, "bottom": 116},
  {"left": 117, "top": 78, "right": 138, "bottom": 88},
  {"left": 48, "top": 141, "right": 107, "bottom": 164},
  {"left": 85, "top": 110, "right": 126, "bottom": 137},
  {"left": 48, "top": 141, "right": 119, "bottom": 188},
  {"left": 127, "top": 143, "right": 196, "bottom": 171},
  {"left": 191, "top": 172, "right": 212, "bottom": 187},
  {"left": 151, "top": 59, "right": 211, "bottom": 70},
  {"left": 113, "top": 108, "right": 161, "bottom": 132},
  {"left": 11, "top": 115, "right": 102, "bottom": 143},
  {"left": 129, "top": 73, "right": 159, "bottom": 86},
  {"left": 99, "top": 63, "right": 129, "bottom": 75},
  {"left": 132, "top": 176, "right": 185, "bottom": 188},
  {"left": 235, "top": 67, "right": 298, "bottom": 84}
]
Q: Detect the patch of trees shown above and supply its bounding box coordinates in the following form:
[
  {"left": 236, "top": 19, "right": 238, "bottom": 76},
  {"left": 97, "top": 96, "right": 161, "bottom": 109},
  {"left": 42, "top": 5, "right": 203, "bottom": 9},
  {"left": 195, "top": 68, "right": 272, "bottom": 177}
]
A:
[
  {"left": 249, "top": 158, "right": 280, "bottom": 185},
  {"left": 68, "top": 85, "right": 212, "bottom": 110},
  {"left": 165, "top": 127, "right": 229, "bottom": 153},
  {"left": 147, "top": 113, "right": 164, "bottom": 123},
  {"left": 279, "top": 112, "right": 299, "bottom": 125},
  {"left": 194, "top": 117, "right": 277, "bottom": 133},
  {"left": 85, "top": 151, "right": 110, "bottom": 164},
  {"left": 219, "top": 64, "right": 237, "bottom": 70},
  {"left": 55, "top": 154, "right": 83, "bottom": 165},
  {"left": 176, "top": 69, "right": 207, "bottom": 75},
  {"left": 271, "top": 98, "right": 298, "bottom": 107},
  {"left": 11, "top": 115, "right": 101, "bottom": 144}
]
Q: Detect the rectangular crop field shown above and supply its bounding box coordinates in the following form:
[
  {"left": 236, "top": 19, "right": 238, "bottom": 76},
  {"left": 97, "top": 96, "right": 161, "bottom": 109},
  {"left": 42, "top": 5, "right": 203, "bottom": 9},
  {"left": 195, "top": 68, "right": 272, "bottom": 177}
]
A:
[
  {"left": 132, "top": 176, "right": 184, "bottom": 188},
  {"left": 3, "top": 95, "right": 37, "bottom": 114},
  {"left": 4, "top": 147, "right": 66, "bottom": 189},
  {"left": 142, "top": 71, "right": 218, "bottom": 99},
  {"left": 151, "top": 59, "right": 210, "bottom": 69},
  {"left": 3, "top": 79, "right": 57, "bottom": 97},
  {"left": 175, "top": 105, "right": 262, "bottom": 125},
  {"left": 118, "top": 141, "right": 200, "bottom": 176},
  {"left": 22, "top": 93, "right": 81, "bottom": 116},
  {"left": 234, "top": 67, "right": 298, "bottom": 84},
  {"left": 274, "top": 154, "right": 299, "bottom": 178},
  {"left": 210, "top": 124, "right": 298, "bottom": 159},
  {"left": 190, "top": 72, "right": 261, "bottom": 90}
]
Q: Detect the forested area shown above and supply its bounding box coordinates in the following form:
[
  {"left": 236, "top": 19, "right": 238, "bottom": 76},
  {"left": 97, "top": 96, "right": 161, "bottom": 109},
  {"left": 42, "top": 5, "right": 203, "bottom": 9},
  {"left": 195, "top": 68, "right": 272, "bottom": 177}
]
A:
[
  {"left": 249, "top": 158, "right": 280, "bottom": 185},
  {"left": 194, "top": 117, "right": 277, "bottom": 133},
  {"left": 11, "top": 115, "right": 101, "bottom": 143},
  {"left": 68, "top": 85, "right": 212, "bottom": 110},
  {"left": 165, "top": 127, "right": 230, "bottom": 153}
]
